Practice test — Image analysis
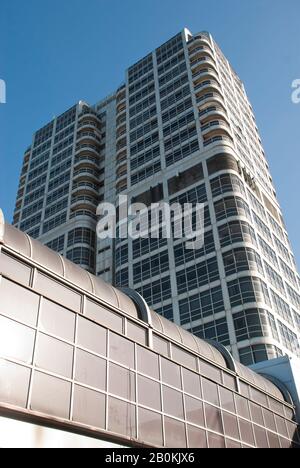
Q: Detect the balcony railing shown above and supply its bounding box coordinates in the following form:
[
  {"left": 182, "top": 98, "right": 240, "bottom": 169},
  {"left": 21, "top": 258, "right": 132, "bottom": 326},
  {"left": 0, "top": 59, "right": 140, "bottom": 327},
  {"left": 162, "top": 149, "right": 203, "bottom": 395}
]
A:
[
  {"left": 203, "top": 135, "right": 233, "bottom": 147},
  {"left": 77, "top": 131, "right": 101, "bottom": 143}
]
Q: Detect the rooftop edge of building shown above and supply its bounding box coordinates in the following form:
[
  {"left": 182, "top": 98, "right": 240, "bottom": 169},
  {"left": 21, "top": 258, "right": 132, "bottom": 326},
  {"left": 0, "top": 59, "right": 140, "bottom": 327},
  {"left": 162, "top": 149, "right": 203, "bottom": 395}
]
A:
[{"left": 0, "top": 207, "right": 295, "bottom": 409}]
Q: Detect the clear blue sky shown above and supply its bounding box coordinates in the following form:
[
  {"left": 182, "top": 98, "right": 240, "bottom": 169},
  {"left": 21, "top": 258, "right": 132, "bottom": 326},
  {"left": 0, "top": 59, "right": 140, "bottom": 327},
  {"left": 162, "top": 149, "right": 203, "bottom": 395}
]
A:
[{"left": 0, "top": 0, "right": 299, "bottom": 265}]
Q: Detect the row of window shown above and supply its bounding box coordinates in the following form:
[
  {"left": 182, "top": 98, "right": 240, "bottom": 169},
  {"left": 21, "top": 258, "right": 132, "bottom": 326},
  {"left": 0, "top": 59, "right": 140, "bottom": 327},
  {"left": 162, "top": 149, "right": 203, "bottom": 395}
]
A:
[
  {"left": 223, "top": 247, "right": 263, "bottom": 277},
  {"left": 159, "top": 62, "right": 187, "bottom": 89},
  {"left": 115, "top": 244, "right": 128, "bottom": 268},
  {"left": 163, "top": 110, "right": 195, "bottom": 138},
  {"left": 128, "top": 72, "right": 154, "bottom": 95},
  {"left": 165, "top": 138, "right": 199, "bottom": 167},
  {"left": 54, "top": 125, "right": 75, "bottom": 144},
  {"left": 227, "top": 276, "right": 271, "bottom": 308},
  {"left": 132, "top": 234, "right": 168, "bottom": 260},
  {"left": 45, "top": 235, "right": 65, "bottom": 253},
  {"left": 191, "top": 317, "right": 230, "bottom": 347},
  {"left": 133, "top": 251, "right": 169, "bottom": 283},
  {"left": 210, "top": 173, "right": 246, "bottom": 198},
  {"left": 161, "top": 85, "right": 190, "bottom": 112},
  {"left": 129, "top": 105, "right": 157, "bottom": 130},
  {"left": 160, "top": 75, "right": 189, "bottom": 104},
  {"left": 179, "top": 286, "right": 224, "bottom": 325},
  {"left": 115, "top": 268, "right": 129, "bottom": 288},
  {"left": 239, "top": 344, "right": 283, "bottom": 366},
  {"left": 278, "top": 321, "right": 300, "bottom": 357},
  {"left": 176, "top": 256, "right": 220, "bottom": 294},
  {"left": 31, "top": 140, "right": 52, "bottom": 159},
  {"left": 52, "top": 136, "right": 74, "bottom": 156},
  {"left": 26, "top": 175, "right": 47, "bottom": 194},
  {"left": 129, "top": 94, "right": 156, "bottom": 118},
  {"left": 164, "top": 124, "right": 197, "bottom": 152},
  {"left": 131, "top": 161, "right": 161, "bottom": 186},
  {"left": 66, "top": 247, "right": 95, "bottom": 271},
  {"left": 128, "top": 54, "right": 153, "bottom": 84},
  {"left": 20, "top": 212, "right": 42, "bottom": 231},
  {"left": 137, "top": 276, "right": 172, "bottom": 306},
  {"left": 214, "top": 196, "right": 251, "bottom": 223},
  {"left": 130, "top": 131, "right": 159, "bottom": 156},
  {"left": 130, "top": 118, "right": 158, "bottom": 144},
  {"left": 56, "top": 106, "right": 76, "bottom": 132},
  {"left": 49, "top": 158, "right": 72, "bottom": 181},
  {"left": 42, "top": 211, "right": 67, "bottom": 234},
  {"left": 48, "top": 171, "right": 71, "bottom": 192},
  {"left": 158, "top": 50, "right": 185, "bottom": 77},
  {"left": 218, "top": 220, "right": 257, "bottom": 248},
  {"left": 130, "top": 145, "right": 160, "bottom": 171},
  {"left": 44, "top": 198, "right": 68, "bottom": 220},
  {"left": 129, "top": 83, "right": 155, "bottom": 107},
  {"left": 156, "top": 33, "right": 183, "bottom": 65},
  {"left": 162, "top": 97, "right": 193, "bottom": 124},
  {"left": 29, "top": 151, "right": 50, "bottom": 171},
  {"left": 233, "top": 309, "right": 279, "bottom": 343},
  {"left": 51, "top": 147, "right": 73, "bottom": 169},
  {"left": 21, "top": 200, "right": 43, "bottom": 221},
  {"left": 34, "top": 122, "right": 54, "bottom": 147},
  {"left": 46, "top": 184, "right": 69, "bottom": 206},
  {"left": 174, "top": 229, "right": 215, "bottom": 266},
  {"left": 23, "top": 187, "right": 45, "bottom": 207}
]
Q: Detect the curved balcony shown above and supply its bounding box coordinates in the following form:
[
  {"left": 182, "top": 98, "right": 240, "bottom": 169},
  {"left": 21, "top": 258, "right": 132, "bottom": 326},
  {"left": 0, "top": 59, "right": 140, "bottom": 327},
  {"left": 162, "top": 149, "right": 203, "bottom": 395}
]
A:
[
  {"left": 116, "top": 179, "right": 127, "bottom": 194},
  {"left": 116, "top": 91, "right": 126, "bottom": 106},
  {"left": 116, "top": 124, "right": 126, "bottom": 140},
  {"left": 190, "top": 34, "right": 212, "bottom": 48},
  {"left": 203, "top": 134, "right": 234, "bottom": 149},
  {"left": 77, "top": 119, "right": 102, "bottom": 133},
  {"left": 116, "top": 138, "right": 127, "bottom": 152},
  {"left": 72, "top": 182, "right": 99, "bottom": 197},
  {"left": 190, "top": 51, "right": 216, "bottom": 70},
  {"left": 191, "top": 59, "right": 218, "bottom": 77},
  {"left": 117, "top": 101, "right": 126, "bottom": 115},
  {"left": 116, "top": 149, "right": 127, "bottom": 167},
  {"left": 116, "top": 85, "right": 126, "bottom": 99},
  {"left": 195, "top": 82, "right": 221, "bottom": 102},
  {"left": 78, "top": 110, "right": 100, "bottom": 123},
  {"left": 197, "top": 91, "right": 225, "bottom": 109},
  {"left": 189, "top": 45, "right": 214, "bottom": 60},
  {"left": 192, "top": 67, "right": 219, "bottom": 84},
  {"left": 75, "top": 143, "right": 100, "bottom": 157},
  {"left": 74, "top": 156, "right": 100, "bottom": 171},
  {"left": 201, "top": 119, "right": 232, "bottom": 137},
  {"left": 73, "top": 167, "right": 100, "bottom": 183},
  {"left": 71, "top": 195, "right": 99, "bottom": 211},
  {"left": 194, "top": 74, "right": 220, "bottom": 89},
  {"left": 77, "top": 131, "right": 101, "bottom": 145},
  {"left": 199, "top": 104, "right": 228, "bottom": 121},
  {"left": 116, "top": 165, "right": 127, "bottom": 180},
  {"left": 117, "top": 115, "right": 126, "bottom": 127},
  {"left": 69, "top": 209, "right": 97, "bottom": 221}
]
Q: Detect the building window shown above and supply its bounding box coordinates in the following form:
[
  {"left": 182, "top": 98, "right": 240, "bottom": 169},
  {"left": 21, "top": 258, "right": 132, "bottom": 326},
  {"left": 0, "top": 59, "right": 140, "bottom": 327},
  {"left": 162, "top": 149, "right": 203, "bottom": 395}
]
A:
[
  {"left": 179, "top": 286, "right": 224, "bottom": 325},
  {"left": 176, "top": 256, "right": 220, "bottom": 294},
  {"left": 233, "top": 309, "right": 279, "bottom": 342},
  {"left": 46, "top": 235, "right": 65, "bottom": 253},
  {"left": 238, "top": 344, "right": 283, "bottom": 366},
  {"left": 227, "top": 277, "right": 271, "bottom": 308},
  {"left": 191, "top": 317, "right": 230, "bottom": 346},
  {"left": 66, "top": 247, "right": 95, "bottom": 271}
]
